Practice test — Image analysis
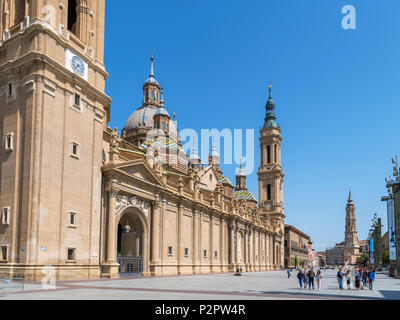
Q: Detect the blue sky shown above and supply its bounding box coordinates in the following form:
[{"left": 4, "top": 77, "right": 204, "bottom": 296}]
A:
[{"left": 104, "top": 0, "right": 400, "bottom": 251}]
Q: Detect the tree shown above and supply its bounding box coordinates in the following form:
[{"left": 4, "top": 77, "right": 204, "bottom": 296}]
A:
[{"left": 382, "top": 249, "right": 390, "bottom": 267}]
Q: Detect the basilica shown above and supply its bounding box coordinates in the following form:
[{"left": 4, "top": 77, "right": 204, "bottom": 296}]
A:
[{"left": 0, "top": 0, "right": 285, "bottom": 280}]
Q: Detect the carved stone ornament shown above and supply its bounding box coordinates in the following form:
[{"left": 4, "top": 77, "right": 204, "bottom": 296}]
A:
[{"left": 116, "top": 194, "right": 150, "bottom": 217}]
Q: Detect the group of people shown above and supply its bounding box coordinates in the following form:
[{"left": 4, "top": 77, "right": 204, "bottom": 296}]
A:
[
  {"left": 336, "top": 267, "right": 376, "bottom": 290},
  {"left": 292, "top": 268, "right": 323, "bottom": 290},
  {"left": 288, "top": 266, "right": 377, "bottom": 292}
]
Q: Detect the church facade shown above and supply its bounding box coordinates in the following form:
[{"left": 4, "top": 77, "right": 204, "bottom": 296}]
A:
[{"left": 0, "top": 0, "right": 285, "bottom": 280}]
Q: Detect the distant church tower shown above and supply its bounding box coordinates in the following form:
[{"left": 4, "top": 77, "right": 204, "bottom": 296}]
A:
[
  {"left": 257, "top": 85, "right": 284, "bottom": 216},
  {"left": 0, "top": 0, "right": 110, "bottom": 280},
  {"left": 343, "top": 192, "right": 360, "bottom": 265}
]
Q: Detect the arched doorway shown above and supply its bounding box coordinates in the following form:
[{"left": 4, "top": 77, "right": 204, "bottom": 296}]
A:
[{"left": 116, "top": 207, "right": 149, "bottom": 276}]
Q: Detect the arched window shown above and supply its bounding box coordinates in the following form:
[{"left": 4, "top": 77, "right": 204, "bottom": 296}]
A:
[
  {"left": 267, "top": 145, "right": 271, "bottom": 164},
  {"left": 267, "top": 184, "right": 271, "bottom": 201},
  {"left": 145, "top": 91, "right": 149, "bottom": 101},
  {"left": 68, "top": 0, "right": 78, "bottom": 34},
  {"left": 274, "top": 145, "right": 277, "bottom": 163}
]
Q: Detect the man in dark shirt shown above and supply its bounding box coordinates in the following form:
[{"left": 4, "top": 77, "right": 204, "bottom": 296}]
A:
[
  {"left": 337, "top": 267, "right": 345, "bottom": 289},
  {"left": 307, "top": 268, "right": 316, "bottom": 290}
]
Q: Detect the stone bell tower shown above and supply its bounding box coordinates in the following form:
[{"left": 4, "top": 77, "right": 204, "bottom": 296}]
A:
[
  {"left": 0, "top": 0, "right": 110, "bottom": 280},
  {"left": 257, "top": 85, "right": 284, "bottom": 217},
  {"left": 257, "top": 85, "right": 285, "bottom": 268},
  {"left": 343, "top": 192, "right": 360, "bottom": 265}
]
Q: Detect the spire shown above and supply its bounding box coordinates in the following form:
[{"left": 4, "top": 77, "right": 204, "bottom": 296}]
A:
[
  {"left": 348, "top": 191, "right": 352, "bottom": 202},
  {"left": 160, "top": 87, "right": 165, "bottom": 107},
  {"left": 237, "top": 159, "right": 245, "bottom": 176},
  {"left": 144, "top": 54, "right": 159, "bottom": 87},
  {"left": 264, "top": 83, "right": 278, "bottom": 129},
  {"left": 189, "top": 139, "right": 200, "bottom": 167},
  {"left": 150, "top": 54, "right": 154, "bottom": 77}
]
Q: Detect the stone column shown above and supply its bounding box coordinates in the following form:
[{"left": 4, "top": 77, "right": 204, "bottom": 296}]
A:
[
  {"left": 244, "top": 227, "right": 248, "bottom": 271},
  {"left": 193, "top": 209, "right": 199, "bottom": 274},
  {"left": 199, "top": 211, "right": 202, "bottom": 272},
  {"left": 248, "top": 229, "right": 252, "bottom": 271},
  {"left": 177, "top": 203, "right": 184, "bottom": 275},
  {"left": 234, "top": 223, "right": 238, "bottom": 267},
  {"left": 209, "top": 212, "right": 214, "bottom": 273},
  {"left": 273, "top": 236, "right": 276, "bottom": 269},
  {"left": 264, "top": 232, "right": 268, "bottom": 270},
  {"left": 220, "top": 217, "right": 225, "bottom": 272},
  {"left": 151, "top": 199, "right": 161, "bottom": 271},
  {"left": 102, "top": 177, "right": 120, "bottom": 278},
  {"left": 229, "top": 221, "right": 235, "bottom": 271},
  {"left": 253, "top": 228, "right": 256, "bottom": 269},
  {"left": 258, "top": 230, "right": 262, "bottom": 270}
]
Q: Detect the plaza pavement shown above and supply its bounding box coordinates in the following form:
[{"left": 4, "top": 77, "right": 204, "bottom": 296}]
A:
[{"left": 1, "top": 269, "right": 399, "bottom": 300}]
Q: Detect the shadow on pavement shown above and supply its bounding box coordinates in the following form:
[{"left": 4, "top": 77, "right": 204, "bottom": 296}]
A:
[{"left": 378, "top": 291, "right": 400, "bottom": 300}]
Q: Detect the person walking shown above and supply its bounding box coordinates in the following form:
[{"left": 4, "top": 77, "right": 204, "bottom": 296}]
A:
[
  {"left": 316, "top": 270, "right": 322, "bottom": 290},
  {"left": 345, "top": 270, "right": 352, "bottom": 290},
  {"left": 355, "top": 269, "right": 361, "bottom": 290},
  {"left": 304, "top": 269, "right": 309, "bottom": 289},
  {"left": 307, "top": 268, "right": 316, "bottom": 290},
  {"left": 362, "top": 267, "right": 368, "bottom": 289},
  {"left": 287, "top": 268, "right": 291, "bottom": 278},
  {"left": 297, "top": 270, "right": 305, "bottom": 289},
  {"left": 337, "top": 267, "right": 345, "bottom": 290},
  {"left": 368, "top": 268, "right": 375, "bottom": 290}
]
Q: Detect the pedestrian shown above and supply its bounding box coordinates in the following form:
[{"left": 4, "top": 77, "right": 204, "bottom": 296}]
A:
[
  {"left": 304, "top": 269, "right": 309, "bottom": 289},
  {"left": 362, "top": 267, "right": 368, "bottom": 289},
  {"left": 337, "top": 267, "right": 345, "bottom": 290},
  {"left": 355, "top": 269, "right": 361, "bottom": 290},
  {"left": 368, "top": 268, "right": 375, "bottom": 290},
  {"left": 307, "top": 268, "right": 315, "bottom": 290},
  {"left": 287, "top": 268, "right": 291, "bottom": 278},
  {"left": 297, "top": 270, "right": 305, "bottom": 289},
  {"left": 316, "top": 270, "right": 322, "bottom": 290},
  {"left": 345, "top": 270, "right": 352, "bottom": 290}
]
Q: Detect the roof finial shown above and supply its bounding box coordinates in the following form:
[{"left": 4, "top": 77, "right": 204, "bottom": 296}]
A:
[
  {"left": 160, "top": 86, "right": 164, "bottom": 106},
  {"left": 348, "top": 190, "right": 352, "bottom": 202},
  {"left": 269, "top": 83, "right": 272, "bottom": 99},
  {"left": 150, "top": 53, "right": 154, "bottom": 77}
]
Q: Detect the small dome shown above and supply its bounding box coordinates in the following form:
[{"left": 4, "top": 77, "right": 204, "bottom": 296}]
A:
[
  {"left": 217, "top": 174, "right": 234, "bottom": 187},
  {"left": 144, "top": 75, "right": 159, "bottom": 87},
  {"left": 154, "top": 107, "right": 170, "bottom": 118},
  {"left": 233, "top": 190, "right": 257, "bottom": 202}
]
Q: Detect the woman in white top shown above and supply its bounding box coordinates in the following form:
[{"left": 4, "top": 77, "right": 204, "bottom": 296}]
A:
[
  {"left": 345, "top": 270, "right": 352, "bottom": 290},
  {"left": 316, "top": 270, "right": 322, "bottom": 290}
]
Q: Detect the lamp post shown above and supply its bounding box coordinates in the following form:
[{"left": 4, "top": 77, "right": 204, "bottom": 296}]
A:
[{"left": 382, "top": 156, "right": 400, "bottom": 278}]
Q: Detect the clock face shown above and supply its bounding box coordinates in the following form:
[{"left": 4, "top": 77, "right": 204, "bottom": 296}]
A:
[{"left": 71, "top": 55, "right": 85, "bottom": 76}]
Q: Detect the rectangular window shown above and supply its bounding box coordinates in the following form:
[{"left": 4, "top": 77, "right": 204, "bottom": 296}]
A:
[
  {"left": 203, "top": 250, "right": 207, "bottom": 258},
  {"left": 71, "top": 142, "right": 80, "bottom": 159},
  {"left": 1, "top": 207, "right": 10, "bottom": 225},
  {"left": 168, "top": 246, "right": 173, "bottom": 256},
  {"left": 74, "top": 93, "right": 81, "bottom": 106},
  {"left": 184, "top": 248, "right": 189, "bottom": 257},
  {"left": 68, "top": 211, "right": 77, "bottom": 228},
  {"left": 8, "top": 83, "right": 12, "bottom": 96},
  {"left": 214, "top": 251, "right": 218, "bottom": 259},
  {"left": 267, "top": 184, "right": 271, "bottom": 201},
  {"left": 68, "top": 0, "right": 78, "bottom": 34},
  {"left": 67, "top": 248, "right": 76, "bottom": 261},
  {"left": 0, "top": 246, "right": 7, "bottom": 261},
  {"left": 5, "top": 133, "right": 14, "bottom": 151}
]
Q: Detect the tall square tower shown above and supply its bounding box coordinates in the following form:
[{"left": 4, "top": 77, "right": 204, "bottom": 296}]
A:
[{"left": 0, "top": 0, "right": 110, "bottom": 280}]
